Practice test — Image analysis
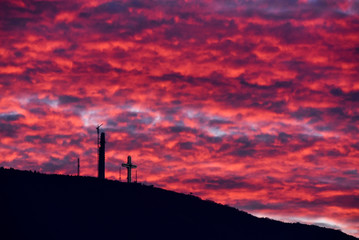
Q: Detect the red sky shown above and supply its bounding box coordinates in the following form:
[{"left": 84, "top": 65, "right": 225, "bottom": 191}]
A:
[{"left": 1, "top": 0, "right": 359, "bottom": 237}]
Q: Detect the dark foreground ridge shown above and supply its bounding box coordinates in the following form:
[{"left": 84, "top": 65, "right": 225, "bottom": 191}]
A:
[{"left": 1, "top": 168, "right": 357, "bottom": 240}]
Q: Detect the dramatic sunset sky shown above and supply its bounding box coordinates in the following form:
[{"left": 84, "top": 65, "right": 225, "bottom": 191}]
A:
[{"left": 1, "top": 0, "right": 359, "bottom": 236}]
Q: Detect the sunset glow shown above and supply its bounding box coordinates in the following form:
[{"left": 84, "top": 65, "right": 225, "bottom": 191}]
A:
[{"left": 1, "top": 0, "right": 359, "bottom": 237}]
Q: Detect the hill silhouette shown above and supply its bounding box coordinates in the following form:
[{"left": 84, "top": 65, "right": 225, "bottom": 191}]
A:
[{"left": 1, "top": 167, "right": 357, "bottom": 240}]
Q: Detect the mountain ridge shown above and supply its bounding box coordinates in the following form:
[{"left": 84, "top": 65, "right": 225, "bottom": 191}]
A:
[{"left": 1, "top": 167, "right": 357, "bottom": 240}]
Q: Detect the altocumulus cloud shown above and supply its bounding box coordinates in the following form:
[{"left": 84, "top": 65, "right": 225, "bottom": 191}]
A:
[{"left": 0, "top": 0, "right": 359, "bottom": 237}]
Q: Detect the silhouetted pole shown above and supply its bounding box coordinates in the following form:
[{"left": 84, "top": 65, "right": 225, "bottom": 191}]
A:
[
  {"left": 77, "top": 158, "right": 80, "bottom": 176},
  {"left": 96, "top": 123, "right": 103, "bottom": 172},
  {"left": 96, "top": 123, "right": 103, "bottom": 148},
  {"left": 98, "top": 132, "right": 105, "bottom": 179},
  {"left": 119, "top": 167, "right": 121, "bottom": 182},
  {"left": 121, "top": 156, "right": 137, "bottom": 183}
]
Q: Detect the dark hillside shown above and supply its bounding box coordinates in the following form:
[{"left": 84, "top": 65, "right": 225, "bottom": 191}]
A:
[{"left": 0, "top": 168, "right": 357, "bottom": 240}]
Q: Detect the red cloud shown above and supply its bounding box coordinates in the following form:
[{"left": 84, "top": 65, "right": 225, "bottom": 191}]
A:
[{"left": 1, "top": 0, "right": 359, "bottom": 237}]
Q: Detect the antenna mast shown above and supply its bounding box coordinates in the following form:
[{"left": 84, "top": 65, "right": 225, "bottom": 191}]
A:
[
  {"left": 77, "top": 157, "right": 80, "bottom": 176},
  {"left": 96, "top": 123, "right": 103, "bottom": 177},
  {"left": 96, "top": 123, "right": 103, "bottom": 149},
  {"left": 96, "top": 123, "right": 105, "bottom": 179}
]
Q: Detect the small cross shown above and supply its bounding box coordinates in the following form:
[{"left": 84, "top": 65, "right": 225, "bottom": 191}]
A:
[{"left": 121, "top": 155, "right": 137, "bottom": 183}]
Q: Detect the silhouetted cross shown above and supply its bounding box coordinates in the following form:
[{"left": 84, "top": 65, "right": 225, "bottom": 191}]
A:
[{"left": 122, "top": 155, "right": 137, "bottom": 183}]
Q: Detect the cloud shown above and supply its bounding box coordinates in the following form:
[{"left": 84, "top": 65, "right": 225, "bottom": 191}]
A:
[{"left": 0, "top": 0, "right": 359, "bottom": 237}]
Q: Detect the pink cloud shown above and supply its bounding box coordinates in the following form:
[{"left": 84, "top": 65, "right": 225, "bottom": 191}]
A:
[{"left": 0, "top": 0, "right": 359, "bottom": 237}]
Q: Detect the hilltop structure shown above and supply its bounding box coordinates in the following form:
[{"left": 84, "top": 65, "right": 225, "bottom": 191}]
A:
[
  {"left": 122, "top": 155, "right": 137, "bottom": 183},
  {"left": 98, "top": 132, "right": 105, "bottom": 179},
  {"left": 77, "top": 158, "right": 80, "bottom": 176},
  {"left": 95, "top": 124, "right": 138, "bottom": 182}
]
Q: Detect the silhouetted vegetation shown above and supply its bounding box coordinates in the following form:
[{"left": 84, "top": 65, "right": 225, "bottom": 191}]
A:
[{"left": 0, "top": 168, "right": 357, "bottom": 240}]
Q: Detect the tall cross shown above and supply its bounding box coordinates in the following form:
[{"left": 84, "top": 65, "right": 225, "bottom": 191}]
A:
[{"left": 122, "top": 155, "right": 137, "bottom": 183}]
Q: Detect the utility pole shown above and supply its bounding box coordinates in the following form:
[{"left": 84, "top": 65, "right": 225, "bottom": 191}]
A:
[{"left": 119, "top": 167, "right": 121, "bottom": 182}]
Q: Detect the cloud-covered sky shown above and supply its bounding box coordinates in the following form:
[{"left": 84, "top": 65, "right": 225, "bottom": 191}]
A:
[{"left": 1, "top": 0, "right": 359, "bottom": 236}]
